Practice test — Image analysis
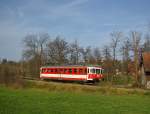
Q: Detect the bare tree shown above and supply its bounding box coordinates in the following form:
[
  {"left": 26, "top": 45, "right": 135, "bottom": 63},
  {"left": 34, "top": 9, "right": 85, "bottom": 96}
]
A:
[
  {"left": 102, "top": 45, "right": 112, "bottom": 81},
  {"left": 23, "top": 33, "right": 49, "bottom": 63},
  {"left": 38, "top": 33, "right": 49, "bottom": 65},
  {"left": 109, "top": 31, "right": 123, "bottom": 83},
  {"left": 120, "top": 38, "right": 131, "bottom": 74},
  {"left": 103, "top": 45, "right": 111, "bottom": 61},
  {"left": 47, "top": 36, "right": 69, "bottom": 65},
  {"left": 81, "top": 46, "right": 93, "bottom": 65},
  {"left": 93, "top": 47, "right": 102, "bottom": 65},
  {"left": 69, "top": 40, "right": 82, "bottom": 64},
  {"left": 23, "top": 34, "right": 38, "bottom": 60},
  {"left": 22, "top": 34, "right": 40, "bottom": 77},
  {"left": 22, "top": 33, "right": 49, "bottom": 78},
  {"left": 131, "top": 31, "right": 141, "bottom": 86},
  {"left": 110, "top": 31, "right": 123, "bottom": 62}
]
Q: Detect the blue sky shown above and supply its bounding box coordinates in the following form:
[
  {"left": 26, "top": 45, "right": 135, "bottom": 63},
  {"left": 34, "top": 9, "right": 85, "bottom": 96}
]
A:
[{"left": 0, "top": 0, "right": 150, "bottom": 61}]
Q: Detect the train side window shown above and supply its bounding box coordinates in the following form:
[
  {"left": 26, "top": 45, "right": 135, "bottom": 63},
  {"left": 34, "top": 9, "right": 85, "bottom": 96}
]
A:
[
  {"left": 69, "top": 69, "right": 72, "bottom": 74},
  {"left": 74, "top": 69, "right": 77, "bottom": 74},
  {"left": 64, "top": 69, "right": 67, "bottom": 73},
  {"left": 43, "top": 69, "right": 47, "bottom": 73},
  {"left": 79, "top": 69, "right": 83, "bottom": 74},
  {"left": 55, "top": 69, "right": 58, "bottom": 73},
  {"left": 61, "top": 69, "right": 64, "bottom": 73},
  {"left": 51, "top": 69, "right": 53, "bottom": 73},
  {"left": 59, "top": 68, "right": 64, "bottom": 73},
  {"left": 55, "top": 69, "right": 57, "bottom": 73},
  {"left": 53, "top": 69, "right": 55, "bottom": 73}
]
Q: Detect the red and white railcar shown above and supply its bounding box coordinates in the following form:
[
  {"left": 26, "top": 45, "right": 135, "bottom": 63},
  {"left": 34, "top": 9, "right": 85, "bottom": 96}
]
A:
[{"left": 40, "top": 66, "right": 104, "bottom": 82}]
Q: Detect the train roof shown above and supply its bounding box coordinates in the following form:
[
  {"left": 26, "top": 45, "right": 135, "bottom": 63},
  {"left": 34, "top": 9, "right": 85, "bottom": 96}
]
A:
[{"left": 41, "top": 65, "right": 102, "bottom": 69}]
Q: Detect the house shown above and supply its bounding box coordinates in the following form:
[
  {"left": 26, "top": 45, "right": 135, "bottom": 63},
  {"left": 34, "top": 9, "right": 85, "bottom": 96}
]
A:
[{"left": 140, "top": 52, "right": 150, "bottom": 88}]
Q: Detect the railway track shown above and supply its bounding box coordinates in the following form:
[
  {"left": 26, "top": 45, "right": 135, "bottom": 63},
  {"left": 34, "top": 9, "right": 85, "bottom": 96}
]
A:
[
  {"left": 22, "top": 76, "right": 40, "bottom": 81},
  {"left": 22, "top": 76, "right": 100, "bottom": 86}
]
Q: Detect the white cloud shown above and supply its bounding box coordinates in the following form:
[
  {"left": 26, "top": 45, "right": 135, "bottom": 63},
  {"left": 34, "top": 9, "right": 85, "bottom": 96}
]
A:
[{"left": 46, "top": 0, "right": 89, "bottom": 18}]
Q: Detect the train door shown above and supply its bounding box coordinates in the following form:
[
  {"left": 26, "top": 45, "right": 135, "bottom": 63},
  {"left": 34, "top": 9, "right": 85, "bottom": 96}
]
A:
[{"left": 87, "top": 67, "right": 95, "bottom": 80}]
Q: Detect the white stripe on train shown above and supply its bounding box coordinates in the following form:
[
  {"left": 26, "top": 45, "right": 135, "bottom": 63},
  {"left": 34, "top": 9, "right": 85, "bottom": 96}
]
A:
[{"left": 40, "top": 74, "right": 87, "bottom": 79}]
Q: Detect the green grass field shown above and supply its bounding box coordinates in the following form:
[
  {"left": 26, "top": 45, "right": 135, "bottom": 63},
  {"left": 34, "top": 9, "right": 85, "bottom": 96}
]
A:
[{"left": 0, "top": 85, "right": 150, "bottom": 114}]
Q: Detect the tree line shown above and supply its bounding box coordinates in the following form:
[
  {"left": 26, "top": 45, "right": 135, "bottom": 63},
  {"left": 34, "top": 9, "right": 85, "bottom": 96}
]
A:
[
  {"left": 0, "top": 30, "right": 150, "bottom": 86},
  {"left": 21, "top": 31, "right": 150, "bottom": 83}
]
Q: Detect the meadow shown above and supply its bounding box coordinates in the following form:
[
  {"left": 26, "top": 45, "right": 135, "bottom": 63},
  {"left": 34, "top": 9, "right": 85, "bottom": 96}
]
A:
[{"left": 0, "top": 82, "right": 150, "bottom": 114}]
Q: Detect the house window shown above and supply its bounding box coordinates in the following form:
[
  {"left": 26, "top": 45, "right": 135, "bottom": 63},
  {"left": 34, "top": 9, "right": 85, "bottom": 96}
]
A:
[{"left": 145, "top": 71, "right": 150, "bottom": 76}]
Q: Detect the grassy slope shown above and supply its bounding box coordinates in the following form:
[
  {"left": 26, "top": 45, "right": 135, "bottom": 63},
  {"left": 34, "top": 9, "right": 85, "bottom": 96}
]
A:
[{"left": 0, "top": 86, "right": 150, "bottom": 114}]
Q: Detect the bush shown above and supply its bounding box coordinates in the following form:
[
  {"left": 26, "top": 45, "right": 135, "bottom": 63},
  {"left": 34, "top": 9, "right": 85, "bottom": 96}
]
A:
[
  {"left": 112, "top": 74, "right": 133, "bottom": 85},
  {"left": 0, "top": 63, "right": 24, "bottom": 87}
]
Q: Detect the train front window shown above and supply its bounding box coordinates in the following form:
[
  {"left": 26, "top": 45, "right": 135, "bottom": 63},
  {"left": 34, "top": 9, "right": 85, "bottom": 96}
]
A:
[
  {"left": 101, "top": 69, "right": 104, "bottom": 74},
  {"left": 90, "top": 69, "right": 95, "bottom": 74},
  {"left": 96, "top": 69, "right": 101, "bottom": 74}
]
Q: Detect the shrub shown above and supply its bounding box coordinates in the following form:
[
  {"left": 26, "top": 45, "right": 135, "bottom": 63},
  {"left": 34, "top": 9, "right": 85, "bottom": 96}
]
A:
[{"left": 0, "top": 63, "right": 24, "bottom": 87}]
